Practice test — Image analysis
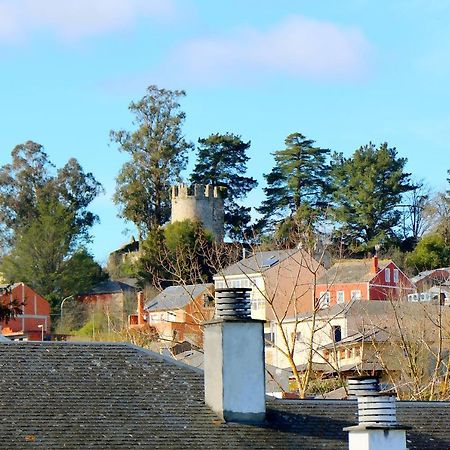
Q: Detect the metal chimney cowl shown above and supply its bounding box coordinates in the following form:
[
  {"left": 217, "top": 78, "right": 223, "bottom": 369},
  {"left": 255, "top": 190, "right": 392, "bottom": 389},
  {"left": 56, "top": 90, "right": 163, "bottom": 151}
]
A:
[
  {"left": 204, "top": 287, "right": 266, "bottom": 423},
  {"left": 344, "top": 376, "right": 409, "bottom": 450}
]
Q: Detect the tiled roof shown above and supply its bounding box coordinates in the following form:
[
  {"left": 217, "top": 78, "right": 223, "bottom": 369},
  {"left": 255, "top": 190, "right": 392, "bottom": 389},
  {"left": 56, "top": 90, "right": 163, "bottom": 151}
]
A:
[
  {"left": 317, "top": 259, "right": 391, "bottom": 284},
  {"left": 218, "top": 249, "right": 301, "bottom": 277},
  {"left": 145, "top": 283, "right": 213, "bottom": 311},
  {"left": 78, "top": 280, "right": 139, "bottom": 296},
  {"left": 0, "top": 342, "right": 449, "bottom": 449}
]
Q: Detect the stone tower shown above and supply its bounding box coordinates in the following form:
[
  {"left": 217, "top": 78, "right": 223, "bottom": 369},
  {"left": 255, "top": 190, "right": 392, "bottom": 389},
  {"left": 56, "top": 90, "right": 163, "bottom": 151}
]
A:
[{"left": 171, "top": 184, "right": 225, "bottom": 241}]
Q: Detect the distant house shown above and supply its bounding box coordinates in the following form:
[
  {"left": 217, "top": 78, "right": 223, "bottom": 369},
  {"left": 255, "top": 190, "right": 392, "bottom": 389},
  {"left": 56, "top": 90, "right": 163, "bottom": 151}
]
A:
[
  {"left": 266, "top": 299, "right": 447, "bottom": 383},
  {"left": 145, "top": 283, "right": 214, "bottom": 346},
  {"left": 315, "top": 256, "right": 414, "bottom": 307},
  {"left": 214, "top": 249, "right": 325, "bottom": 319},
  {"left": 77, "top": 279, "right": 139, "bottom": 321},
  {"left": 0, "top": 283, "right": 51, "bottom": 341},
  {"left": 411, "top": 267, "right": 450, "bottom": 292}
]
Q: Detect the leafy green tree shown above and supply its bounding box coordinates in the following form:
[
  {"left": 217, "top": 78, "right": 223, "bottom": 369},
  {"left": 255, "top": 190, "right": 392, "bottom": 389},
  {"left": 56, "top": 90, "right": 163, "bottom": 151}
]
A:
[
  {"left": 0, "top": 199, "right": 105, "bottom": 309},
  {"left": 406, "top": 234, "right": 450, "bottom": 273},
  {"left": 190, "top": 133, "right": 257, "bottom": 239},
  {"left": 331, "top": 143, "right": 414, "bottom": 251},
  {"left": 138, "top": 220, "right": 214, "bottom": 287},
  {"left": 257, "top": 133, "right": 331, "bottom": 233},
  {"left": 0, "top": 143, "right": 103, "bottom": 311},
  {"left": 0, "top": 141, "right": 102, "bottom": 252},
  {"left": 110, "top": 85, "right": 193, "bottom": 238}
]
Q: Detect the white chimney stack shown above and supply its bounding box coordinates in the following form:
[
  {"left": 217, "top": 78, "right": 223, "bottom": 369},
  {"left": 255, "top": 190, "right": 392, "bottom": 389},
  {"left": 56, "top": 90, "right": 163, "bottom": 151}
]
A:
[
  {"left": 344, "top": 377, "right": 409, "bottom": 450},
  {"left": 204, "top": 287, "right": 266, "bottom": 423}
]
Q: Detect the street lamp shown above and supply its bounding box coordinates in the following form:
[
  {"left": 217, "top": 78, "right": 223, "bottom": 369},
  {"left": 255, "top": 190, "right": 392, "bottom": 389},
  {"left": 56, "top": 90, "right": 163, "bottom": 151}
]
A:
[
  {"left": 60, "top": 295, "right": 74, "bottom": 321},
  {"left": 37, "top": 324, "right": 44, "bottom": 341}
]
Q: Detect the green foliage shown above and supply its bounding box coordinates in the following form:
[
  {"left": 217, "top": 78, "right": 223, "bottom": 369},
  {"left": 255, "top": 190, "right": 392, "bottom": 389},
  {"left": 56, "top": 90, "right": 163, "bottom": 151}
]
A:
[
  {"left": 331, "top": 143, "right": 414, "bottom": 251},
  {"left": 258, "top": 133, "right": 331, "bottom": 234},
  {"left": 406, "top": 234, "right": 450, "bottom": 273},
  {"left": 0, "top": 198, "right": 106, "bottom": 311},
  {"left": 111, "top": 85, "right": 193, "bottom": 237},
  {"left": 138, "top": 220, "right": 214, "bottom": 287},
  {"left": 190, "top": 133, "right": 257, "bottom": 239},
  {"left": 0, "top": 141, "right": 102, "bottom": 252}
]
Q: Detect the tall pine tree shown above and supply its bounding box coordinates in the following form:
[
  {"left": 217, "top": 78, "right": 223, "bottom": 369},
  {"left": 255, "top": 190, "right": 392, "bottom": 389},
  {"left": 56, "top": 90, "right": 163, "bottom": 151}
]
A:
[
  {"left": 257, "top": 133, "right": 331, "bottom": 234},
  {"left": 190, "top": 133, "right": 257, "bottom": 239},
  {"left": 331, "top": 142, "right": 414, "bottom": 251}
]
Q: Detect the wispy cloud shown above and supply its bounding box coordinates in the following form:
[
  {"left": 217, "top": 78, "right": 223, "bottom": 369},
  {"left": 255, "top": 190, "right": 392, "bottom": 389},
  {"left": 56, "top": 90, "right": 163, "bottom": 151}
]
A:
[
  {"left": 0, "top": 0, "right": 177, "bottom": 42},
  {"left": 160, "top": 15, "right": 372, "bottom": 85}
]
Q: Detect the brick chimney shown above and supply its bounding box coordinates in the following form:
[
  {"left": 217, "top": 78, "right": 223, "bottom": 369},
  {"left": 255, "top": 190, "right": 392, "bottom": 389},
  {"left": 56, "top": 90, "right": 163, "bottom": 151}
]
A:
[
  {"left": 344, "top": 376, "right": 408, "bottom": 450},
  {"left": 204, "top": 287, "right": 266, "bottom": 423},
  {"left": 137, "top": 291, "right": 145, "bottom": 326},
  {"left": 372, "top": 255, "right": 379, "bottom": 274}
]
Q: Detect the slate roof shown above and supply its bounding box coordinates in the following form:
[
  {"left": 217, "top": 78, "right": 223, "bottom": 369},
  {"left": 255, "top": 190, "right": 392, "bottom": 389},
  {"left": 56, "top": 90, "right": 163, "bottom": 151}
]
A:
[
  {"left": 317, "top": 258, "right": 391, "bottom": 284},
  {"left": 79, "top": 280, "right": 139, "bottom": 296},
  {"left": 1, "top": 341, "right": 449, "bottom": 449},
  {"left": 218, "top": 249, "right": 301, "bottom": 277},
  {"left": 145, "top": 283, "right": 213, "bottom": 311}
]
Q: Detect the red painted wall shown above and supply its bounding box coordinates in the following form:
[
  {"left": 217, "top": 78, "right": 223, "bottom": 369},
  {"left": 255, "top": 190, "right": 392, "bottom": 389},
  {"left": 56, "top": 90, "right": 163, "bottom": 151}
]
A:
[
  {"left": 1, "top": 283, "right": 51, "bottom": 340},
  {"left": 369, "top": 262, "right": 415, "bottom": 300}
]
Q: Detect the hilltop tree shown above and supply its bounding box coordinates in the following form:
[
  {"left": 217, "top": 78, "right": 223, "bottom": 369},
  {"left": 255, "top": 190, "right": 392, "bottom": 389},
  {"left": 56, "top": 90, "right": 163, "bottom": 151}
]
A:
[
  {"left": 0, "top": 199, "right": 106, "bottom": 308},
  {"left": 111, "top": 86, "right": 193, "bottom": 238},
  {"left": 331, "top": 143, "right": 414, "bottom": 251},
  {"left": 138, "top": 220, "right": 214, "bottom": 287},
  {"left": 257, "top": 133, "right": 331, "bottom": 233},
  {"left": 190, "top": 133, "right": 257, "bottom": 239},
  {"left": 0, "top": 141, "right": 103, "bottom": 308}
]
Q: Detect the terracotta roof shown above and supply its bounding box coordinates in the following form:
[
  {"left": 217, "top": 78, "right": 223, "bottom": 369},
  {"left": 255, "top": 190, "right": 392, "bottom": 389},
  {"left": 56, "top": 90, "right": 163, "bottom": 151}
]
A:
[
  {"left": 317, "top": 259, "right": 391, "bottom": 285},
  {"left": 0, "top": 342, "right": 449, "bottom": 449},
  {"left": 145, "top": 283, "right": 213, "bottom": 311}
]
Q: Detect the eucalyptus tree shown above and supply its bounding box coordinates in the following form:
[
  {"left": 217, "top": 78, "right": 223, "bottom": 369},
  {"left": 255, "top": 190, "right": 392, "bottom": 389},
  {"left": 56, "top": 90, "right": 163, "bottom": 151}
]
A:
[{"left": 110, "top": 85, "right": 193, "bottom": 237}]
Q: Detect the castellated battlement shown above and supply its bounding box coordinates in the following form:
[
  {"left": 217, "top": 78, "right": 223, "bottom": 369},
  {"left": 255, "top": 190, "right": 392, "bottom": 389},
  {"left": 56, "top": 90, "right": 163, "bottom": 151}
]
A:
[
  {"left": 171, "top": 184, "right": 225, "bottom": 241},
  {"left": 171, "top": 184, "right": 224, "bottom": 200}
]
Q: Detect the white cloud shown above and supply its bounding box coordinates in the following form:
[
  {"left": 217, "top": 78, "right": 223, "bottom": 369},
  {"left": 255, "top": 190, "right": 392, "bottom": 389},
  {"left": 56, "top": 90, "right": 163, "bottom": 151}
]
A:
[
  {"left": 164, "top": 15, "right": 372, "bottom": 84},
  {"left": 0, "top": 0, "right": 177, "bottom": 42}
]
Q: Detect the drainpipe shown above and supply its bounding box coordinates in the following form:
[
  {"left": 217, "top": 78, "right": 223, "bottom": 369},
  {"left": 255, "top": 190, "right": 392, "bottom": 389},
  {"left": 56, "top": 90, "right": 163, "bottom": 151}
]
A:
[
  {"left": 204, "top": 287, "right": 266, "bottom": 423},
  {"left": 344, "top": 376, "right": 409, "bottom": 450}
]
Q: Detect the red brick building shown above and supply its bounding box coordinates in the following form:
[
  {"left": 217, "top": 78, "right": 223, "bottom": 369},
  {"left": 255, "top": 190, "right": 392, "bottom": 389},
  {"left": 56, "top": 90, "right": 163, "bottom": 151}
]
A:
[
  {"left": 0, "top": 283, "right": 51, "bottom": 341},
  {"left": 315, "top": 256, "right": 415, "bottom": 307}
]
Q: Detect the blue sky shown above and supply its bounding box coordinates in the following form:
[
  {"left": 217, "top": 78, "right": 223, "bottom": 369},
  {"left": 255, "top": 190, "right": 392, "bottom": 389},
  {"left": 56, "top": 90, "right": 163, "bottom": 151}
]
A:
[{"left": 0, "top": 0, "right": 449, "bottom": 264}]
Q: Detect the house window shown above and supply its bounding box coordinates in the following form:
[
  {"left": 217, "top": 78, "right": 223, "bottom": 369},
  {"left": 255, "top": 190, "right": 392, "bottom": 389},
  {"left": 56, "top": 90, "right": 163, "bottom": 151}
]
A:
[
  {"left": 251, "top": 298, "right": 265, "bottom": 310},
  {"left": 385, "top": 268, "right": 391, "bottom": 282},
  {"left": 264, "top": 332, "right": 274, "bottom": 346},
  {"left": 332, "top": 325, "right": 342, "bottom": 343},
  {"left": 318, "top": 291, "right": 330, "bottom": 308},
  {"left": 337, "top": 291, "right": 345, "bottom": 304},
  {"left": 351, "top": 290, "right": 361, "bottom": 300},
  {"left": 291, "top": 331, "right": 302, "bottom": 343},
  {"left": 215, "top": 280, "right": 225, "bottom": 289},
  {"left": 393, "top": 268, "right": 399, "bottom": 283}
]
